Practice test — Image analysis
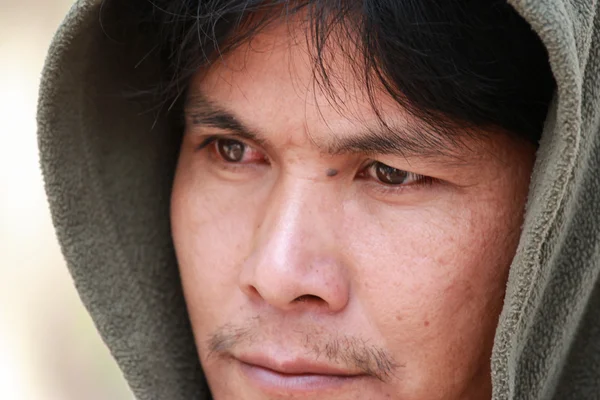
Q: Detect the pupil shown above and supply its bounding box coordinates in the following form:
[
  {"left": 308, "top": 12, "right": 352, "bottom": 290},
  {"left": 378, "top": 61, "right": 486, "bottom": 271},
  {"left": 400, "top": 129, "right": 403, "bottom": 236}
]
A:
[
  {"left": 375, "top": 163, "right": 407, "bottom": 184},
  {"left": 218, "top": 139, "right": 244, "bottom": 162}
]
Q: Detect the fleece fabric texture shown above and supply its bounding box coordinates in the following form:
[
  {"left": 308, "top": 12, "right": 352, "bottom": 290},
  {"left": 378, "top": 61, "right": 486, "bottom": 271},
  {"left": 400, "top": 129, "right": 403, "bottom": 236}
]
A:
[{"left": 37, "top": 0, "right": 600, "bottom": 399}]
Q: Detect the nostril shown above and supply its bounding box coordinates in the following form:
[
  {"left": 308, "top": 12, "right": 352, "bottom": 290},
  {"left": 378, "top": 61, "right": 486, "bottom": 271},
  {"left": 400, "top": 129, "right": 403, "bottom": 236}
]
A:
[
  {"left": 247, "top": 285, "right": 262, "bottom": 298},
  {"left": 293, "top": 294, "right": 324, "bottom": 304}
]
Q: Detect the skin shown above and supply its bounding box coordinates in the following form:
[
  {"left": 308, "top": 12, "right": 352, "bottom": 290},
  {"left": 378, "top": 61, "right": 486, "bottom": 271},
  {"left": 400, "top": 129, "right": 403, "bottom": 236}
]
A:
[{"left": 171, "top": 20, "right": 536, "bottom": 400}]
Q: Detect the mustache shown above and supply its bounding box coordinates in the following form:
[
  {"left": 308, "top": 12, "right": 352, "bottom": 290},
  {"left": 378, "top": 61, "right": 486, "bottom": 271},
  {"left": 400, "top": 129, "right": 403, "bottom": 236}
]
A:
[{"left": 205, "top": 319, "right": 401, "bottom": 381}]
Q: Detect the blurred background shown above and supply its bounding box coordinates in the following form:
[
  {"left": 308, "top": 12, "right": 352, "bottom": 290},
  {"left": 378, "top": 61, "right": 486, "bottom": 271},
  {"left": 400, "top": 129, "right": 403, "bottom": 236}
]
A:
[{"left": 0, "top": 0, "right": 133, "bottom": 398}]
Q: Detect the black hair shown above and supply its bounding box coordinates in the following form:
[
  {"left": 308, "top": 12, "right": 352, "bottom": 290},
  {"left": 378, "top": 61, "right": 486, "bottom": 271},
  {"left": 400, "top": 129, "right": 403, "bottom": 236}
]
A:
[{"left": 133, "top": 0, "right": 555, "bottom": 145}]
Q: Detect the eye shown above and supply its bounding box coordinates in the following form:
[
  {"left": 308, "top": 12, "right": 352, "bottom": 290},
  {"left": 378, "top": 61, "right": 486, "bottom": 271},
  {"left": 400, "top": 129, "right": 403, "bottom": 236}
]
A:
[
  {"left": 195, "top": 136, "right": 266, "bottom": 165},
  {"left": 372, "top": 162, "right": 408, "bottom": 184},
  {"left": 216, "top": 138, "right": 245, "bottom": 162},
  {"left": 365, "top": 161, "right": 420, "bottom": 185}
]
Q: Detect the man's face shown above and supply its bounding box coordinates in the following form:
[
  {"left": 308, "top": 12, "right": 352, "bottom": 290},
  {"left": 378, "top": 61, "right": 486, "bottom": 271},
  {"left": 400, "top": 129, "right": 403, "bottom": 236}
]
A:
[{"left": 171, "top": 21, "right": 536, "bottom": 400}]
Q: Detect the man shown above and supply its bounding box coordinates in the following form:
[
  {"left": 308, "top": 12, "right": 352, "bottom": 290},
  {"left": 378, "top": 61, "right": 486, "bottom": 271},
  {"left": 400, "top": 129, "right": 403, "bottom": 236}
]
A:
[{"left": 38, "top": 0, "right": 600, "bottom": 399}]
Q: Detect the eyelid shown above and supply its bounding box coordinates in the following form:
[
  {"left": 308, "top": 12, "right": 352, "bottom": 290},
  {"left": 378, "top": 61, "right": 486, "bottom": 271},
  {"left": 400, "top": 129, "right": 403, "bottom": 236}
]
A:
[
  {"left": 364, "top": 161, "right": 423, "bottom": 184},
  {"left": 194, "top": 134, "right": 262, "bottom": 152},
  {"left": 194, "top": 135, "right": 219, "bottom": 152},
  {"left": 195, "top": 135, "right": 268, "bottom": 165},
  {"left": 360, "top": 160, "right": 436, "bottom": 194},
  {"left": 365, "top": 177, "right": 435, "bottom": 198}
]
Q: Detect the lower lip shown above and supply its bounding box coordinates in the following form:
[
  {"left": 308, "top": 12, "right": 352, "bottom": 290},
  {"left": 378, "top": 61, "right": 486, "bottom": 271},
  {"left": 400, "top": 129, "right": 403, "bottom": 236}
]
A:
[{"left": 237, "top": 360, "right": 362, "bottom": 394}]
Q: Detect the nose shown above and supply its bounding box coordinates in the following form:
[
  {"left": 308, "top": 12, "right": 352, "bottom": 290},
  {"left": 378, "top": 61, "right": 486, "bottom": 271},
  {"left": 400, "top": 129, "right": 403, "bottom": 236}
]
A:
[{"left": 239, "top": 179, "right": 350, "bottom": 313}]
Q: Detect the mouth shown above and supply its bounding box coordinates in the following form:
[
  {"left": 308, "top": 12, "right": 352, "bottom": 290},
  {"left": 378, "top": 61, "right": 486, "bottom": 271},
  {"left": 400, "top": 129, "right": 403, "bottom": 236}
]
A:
[{"left": 235, "top": 353, "right": 367, "bottom": 394}]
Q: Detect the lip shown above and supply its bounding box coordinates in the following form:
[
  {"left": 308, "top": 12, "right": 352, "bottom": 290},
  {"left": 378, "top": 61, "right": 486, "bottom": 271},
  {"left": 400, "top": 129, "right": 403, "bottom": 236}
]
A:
[{"left": 236, "top": 353, "right": 366, "bottom": 394}]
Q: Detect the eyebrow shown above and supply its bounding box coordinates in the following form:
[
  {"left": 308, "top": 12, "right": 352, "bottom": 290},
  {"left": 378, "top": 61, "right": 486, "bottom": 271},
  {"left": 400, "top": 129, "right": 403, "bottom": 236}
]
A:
[{"left": 185, "top": 93, "right": 469, "bottom": 161}]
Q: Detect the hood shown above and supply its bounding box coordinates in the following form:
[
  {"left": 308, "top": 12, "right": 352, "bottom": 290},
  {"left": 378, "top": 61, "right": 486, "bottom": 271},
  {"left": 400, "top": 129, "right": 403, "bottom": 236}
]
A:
[{"left": 37, "top": 0, "right": 600, "bottom": 399}]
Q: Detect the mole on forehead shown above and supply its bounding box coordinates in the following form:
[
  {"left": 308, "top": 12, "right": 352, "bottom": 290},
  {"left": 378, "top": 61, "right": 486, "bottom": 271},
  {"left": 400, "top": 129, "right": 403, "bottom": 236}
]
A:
[{"left": 326, "top": 168, "right": 339, "bottom": 177}]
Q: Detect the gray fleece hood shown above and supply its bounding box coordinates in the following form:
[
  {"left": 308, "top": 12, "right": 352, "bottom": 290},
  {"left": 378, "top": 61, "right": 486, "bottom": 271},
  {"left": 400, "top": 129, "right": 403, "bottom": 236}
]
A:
[{"left": 38, "top": 0, "right": 600, "bottom": 399}]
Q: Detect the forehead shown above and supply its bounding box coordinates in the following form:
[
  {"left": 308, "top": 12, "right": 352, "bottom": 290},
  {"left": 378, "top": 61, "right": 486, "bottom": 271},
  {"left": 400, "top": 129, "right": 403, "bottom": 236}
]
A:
[{"left": 191, "top": 20, "right": 412, "bottom": 136}]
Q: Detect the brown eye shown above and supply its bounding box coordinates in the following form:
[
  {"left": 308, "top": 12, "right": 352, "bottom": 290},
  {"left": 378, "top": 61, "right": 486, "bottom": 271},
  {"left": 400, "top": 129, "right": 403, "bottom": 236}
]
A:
[
  {"left": 373, "top": 162, "right": 409, "bottom": 185},
  {"left": 216, "top": 138, "right": 245, "bottom": 162}
]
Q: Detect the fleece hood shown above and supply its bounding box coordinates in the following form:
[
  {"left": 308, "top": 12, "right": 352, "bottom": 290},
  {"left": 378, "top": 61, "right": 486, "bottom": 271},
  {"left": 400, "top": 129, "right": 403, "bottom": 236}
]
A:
[{"left": 38, "top": 0, "right": 600, "bottom": 399}]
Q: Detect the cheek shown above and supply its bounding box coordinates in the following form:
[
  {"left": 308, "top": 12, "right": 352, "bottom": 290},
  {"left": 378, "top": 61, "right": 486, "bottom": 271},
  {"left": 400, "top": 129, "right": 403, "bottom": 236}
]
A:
[
  {"left": 346, "top": 190, "right": 523, "bottom": 381},
  {"left": 170, "top": 154, "right": 262, "bottom": 338}
]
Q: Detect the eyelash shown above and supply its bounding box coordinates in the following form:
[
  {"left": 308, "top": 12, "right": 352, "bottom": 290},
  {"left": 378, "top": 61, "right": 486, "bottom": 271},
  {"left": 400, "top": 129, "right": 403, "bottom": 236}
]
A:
[
  {"left": 194, "top": 135, "right": 436, "bottom": 193},
  {"left": 195, "top": 135, "right": 226, "bottom": 153},
  {"left": 359, "top": 161, "right": 436, "bottom": 194},
  {"left": 195, "top": 135, "right": 269, "bottom": 171}
]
